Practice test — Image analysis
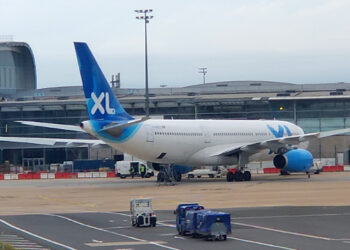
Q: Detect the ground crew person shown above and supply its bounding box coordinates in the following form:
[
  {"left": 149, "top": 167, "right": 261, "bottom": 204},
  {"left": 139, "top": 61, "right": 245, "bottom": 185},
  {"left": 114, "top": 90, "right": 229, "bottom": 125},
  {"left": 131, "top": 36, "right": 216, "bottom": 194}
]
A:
[
  {"left": 140, "top": 164, "right": 146, "bottom": 178},
  {"left": 130, "top": 165, "right": 135, "bottom": 178}
]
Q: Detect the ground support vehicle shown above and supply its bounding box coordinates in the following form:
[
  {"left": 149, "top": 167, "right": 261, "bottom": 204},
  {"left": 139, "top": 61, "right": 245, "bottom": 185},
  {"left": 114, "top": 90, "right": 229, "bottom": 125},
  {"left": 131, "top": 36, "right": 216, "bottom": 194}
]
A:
[
  {"left": 175, "top": 204, "right": 231, "bottom": 240},
  {"left": 194, "top": 210, "right": 231, "bottom": 240},
  {"left": 130, "top": 198, "right": 156, "bottom": 227},
  {"left": 116, "top": 161, "right": 154, "bottom": 179},
  {"left": 175, "top": 203, "right": 204, "bottom": 235},
  {"left": 187, "top": 166, "right": 226, "bottom": 178}
]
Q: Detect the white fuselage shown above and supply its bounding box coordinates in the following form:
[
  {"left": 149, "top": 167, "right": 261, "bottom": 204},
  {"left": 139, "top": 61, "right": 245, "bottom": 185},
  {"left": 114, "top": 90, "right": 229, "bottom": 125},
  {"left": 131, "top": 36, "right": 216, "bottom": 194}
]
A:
[{"left": 84, "top": 119, "right": 304, "bottom": 167}]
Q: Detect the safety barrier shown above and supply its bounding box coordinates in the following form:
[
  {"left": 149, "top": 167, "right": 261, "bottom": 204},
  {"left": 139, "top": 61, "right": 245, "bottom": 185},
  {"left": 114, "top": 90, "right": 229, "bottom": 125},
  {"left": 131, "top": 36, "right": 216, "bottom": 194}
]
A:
[
  {"left": 0, "top": 171, "right": 116, "bottom": 180},
  {"left": 263, "top": 168, "right": 281, "bottom": 174},
  {"left": 322, "top": 165, "right": 344, "bottom": 172}
]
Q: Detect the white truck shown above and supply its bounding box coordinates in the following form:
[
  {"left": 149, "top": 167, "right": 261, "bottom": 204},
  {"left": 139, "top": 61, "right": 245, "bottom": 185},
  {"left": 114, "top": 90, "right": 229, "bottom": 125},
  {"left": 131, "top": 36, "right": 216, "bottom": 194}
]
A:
[{"left": 115, "top": 161, "right": 154, "bottom": 178}]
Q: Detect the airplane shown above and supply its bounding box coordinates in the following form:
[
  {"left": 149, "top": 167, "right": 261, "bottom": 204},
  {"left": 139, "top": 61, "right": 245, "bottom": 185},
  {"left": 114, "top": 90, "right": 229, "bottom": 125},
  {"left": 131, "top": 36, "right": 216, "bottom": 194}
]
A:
[{"left": 1, "top": 42, "right": 350, "bottom": 183}]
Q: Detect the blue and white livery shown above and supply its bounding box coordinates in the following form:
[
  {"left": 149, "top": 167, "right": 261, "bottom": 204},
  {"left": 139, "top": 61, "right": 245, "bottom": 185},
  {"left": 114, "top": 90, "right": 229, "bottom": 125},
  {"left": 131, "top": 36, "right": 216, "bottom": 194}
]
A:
[{"left": 2, "top": 42, "right": 350, "bottom": 182}]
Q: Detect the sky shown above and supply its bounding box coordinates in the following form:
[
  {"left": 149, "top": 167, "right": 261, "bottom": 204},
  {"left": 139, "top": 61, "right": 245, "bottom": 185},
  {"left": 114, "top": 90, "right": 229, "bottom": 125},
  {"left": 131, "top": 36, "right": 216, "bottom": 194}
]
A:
[{"left": 1, "top": 0, "right": 350, "bottom": 89}]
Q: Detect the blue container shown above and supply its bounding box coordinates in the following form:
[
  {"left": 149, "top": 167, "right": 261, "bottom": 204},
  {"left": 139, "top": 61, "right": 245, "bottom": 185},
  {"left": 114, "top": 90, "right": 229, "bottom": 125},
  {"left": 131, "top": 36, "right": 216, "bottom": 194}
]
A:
[
  {"left": 73, "top": 159, "right": 115, "bottom": 172},
  {"left": 184, "top": 210, "right": 200, "bottom": 234},
  {"left": 195, "top": 210, "right": 231, "bottom": 239},
  {"left": 175, "top": 203, "right": 204, "bottom": 234}
]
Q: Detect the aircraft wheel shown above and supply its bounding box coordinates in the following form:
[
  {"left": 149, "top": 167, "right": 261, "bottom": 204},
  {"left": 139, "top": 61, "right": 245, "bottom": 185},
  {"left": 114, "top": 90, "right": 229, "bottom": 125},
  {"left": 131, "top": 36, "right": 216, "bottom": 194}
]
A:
[
  {"left": 234, "top": 171, "right": 244, "bottom": 182},
  {"left": 280, "top": 169, "right": 289, "bottom": 175},
  {"left": 175, "top": 173, "right": 182, "bottom": 182},
  {"left": 226, "top": 172, "right": 234, "bottom": 182},
  {"left": 157, "top": 172, "right": 165, "bottom": 182},
  {"left": 243, "top": 171, "right": 251, "bottom": 181}
]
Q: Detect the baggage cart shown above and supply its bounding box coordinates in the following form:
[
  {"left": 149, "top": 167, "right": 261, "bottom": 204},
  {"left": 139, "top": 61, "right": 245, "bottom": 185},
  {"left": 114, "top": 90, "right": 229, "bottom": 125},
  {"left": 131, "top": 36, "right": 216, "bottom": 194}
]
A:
[{"left": 130, "top": 198, "right": 156, "bottom": 227}]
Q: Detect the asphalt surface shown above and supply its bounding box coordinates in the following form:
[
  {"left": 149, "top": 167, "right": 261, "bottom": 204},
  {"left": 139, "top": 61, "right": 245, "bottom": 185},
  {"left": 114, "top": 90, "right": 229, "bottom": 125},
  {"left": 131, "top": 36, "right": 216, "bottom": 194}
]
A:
[{"left": 1, "top": 206, "right": 350, "bottom": 250}]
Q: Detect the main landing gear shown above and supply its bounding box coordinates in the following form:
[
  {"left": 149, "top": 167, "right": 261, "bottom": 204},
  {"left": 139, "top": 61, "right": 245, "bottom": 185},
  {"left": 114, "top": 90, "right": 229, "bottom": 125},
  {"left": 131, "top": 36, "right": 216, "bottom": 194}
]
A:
[
  {"left": 226, "top": 151, "right": 251, "bottom": 182},
  {"left": 226, "top": 169, "right": 251, "bottom": 182}
]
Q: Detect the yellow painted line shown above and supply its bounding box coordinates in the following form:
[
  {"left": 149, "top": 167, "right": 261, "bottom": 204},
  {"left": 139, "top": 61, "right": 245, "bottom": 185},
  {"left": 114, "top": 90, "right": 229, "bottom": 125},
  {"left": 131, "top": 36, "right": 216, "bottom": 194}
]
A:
[{"left": 85, "top": 241, "right": 167, "bottom": 247}]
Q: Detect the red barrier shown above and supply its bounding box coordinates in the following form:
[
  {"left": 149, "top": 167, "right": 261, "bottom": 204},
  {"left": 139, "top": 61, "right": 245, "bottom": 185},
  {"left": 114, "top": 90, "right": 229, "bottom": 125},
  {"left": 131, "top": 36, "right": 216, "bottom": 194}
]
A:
[
  {"left": 18, "top": 173, "right": 33, "bottom": 179},
  {"left": 55, "top": 173, "right": 64, "bottom": 179},
  {"left": 63, "top": 173, "right": 71, "bottom": 178},
  {"left": 63, "top": 172, "right": 78, "bottom": 178},
  {"left": 263, "top": 168, "right": 280, "bottom": 174},
  {"left": 32, "top": 173, "right": 41, "bottom": 179},
  {"left": 323, "top": 165, "right": 344, "bottom": 172},
  {"left": 0, "top": 171, "right": 113, "bottom": 180},
  {"left": 107, "top": 172, "right": 115, "bottom": 178},
  {"left": 18, "top": 173, "right": 26, "bottom": 180}
]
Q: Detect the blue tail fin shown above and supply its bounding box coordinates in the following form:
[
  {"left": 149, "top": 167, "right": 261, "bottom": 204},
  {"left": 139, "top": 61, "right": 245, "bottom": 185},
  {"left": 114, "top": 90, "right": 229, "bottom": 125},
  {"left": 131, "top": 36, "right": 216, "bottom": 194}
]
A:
[{"left": 74, "top": 42, "right": 133, "bottom": 122}]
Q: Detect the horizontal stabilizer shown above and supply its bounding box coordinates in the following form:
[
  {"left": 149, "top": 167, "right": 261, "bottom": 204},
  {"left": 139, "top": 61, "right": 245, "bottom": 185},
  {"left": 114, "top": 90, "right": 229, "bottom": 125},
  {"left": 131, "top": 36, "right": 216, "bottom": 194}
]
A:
[
  {"left": 99, "top": 117, "right": 149, "bottom": 137},
  {"left": 0, "top": 137, "right": 103, "bottom": 147},
  {"left": 16, "top": 121, "right": 84, "bottom": 132}
]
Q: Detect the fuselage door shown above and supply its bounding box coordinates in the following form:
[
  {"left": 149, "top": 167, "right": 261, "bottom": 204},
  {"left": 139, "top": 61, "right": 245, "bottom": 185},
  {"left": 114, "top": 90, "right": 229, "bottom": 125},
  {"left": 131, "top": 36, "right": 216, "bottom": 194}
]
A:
[
  {"left": 202, "top": 126, "right": 211, "bottom": 143},
  {"left": 146, "top": 126, "right": 154, "bottom": 142}
]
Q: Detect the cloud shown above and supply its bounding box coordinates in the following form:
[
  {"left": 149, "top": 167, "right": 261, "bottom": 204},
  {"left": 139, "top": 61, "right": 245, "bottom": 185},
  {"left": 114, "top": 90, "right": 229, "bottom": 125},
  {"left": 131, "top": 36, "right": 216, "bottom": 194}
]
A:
[{"left": 0, "top": 0, "right": 349, "bottom": 88}]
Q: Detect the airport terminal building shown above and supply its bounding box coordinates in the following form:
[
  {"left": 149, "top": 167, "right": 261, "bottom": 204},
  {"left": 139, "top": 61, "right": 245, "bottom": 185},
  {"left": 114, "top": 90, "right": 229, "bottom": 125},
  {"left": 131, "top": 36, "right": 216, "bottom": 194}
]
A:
[{"left": 1, "top": 41, "right": 350, "bottom": 170}]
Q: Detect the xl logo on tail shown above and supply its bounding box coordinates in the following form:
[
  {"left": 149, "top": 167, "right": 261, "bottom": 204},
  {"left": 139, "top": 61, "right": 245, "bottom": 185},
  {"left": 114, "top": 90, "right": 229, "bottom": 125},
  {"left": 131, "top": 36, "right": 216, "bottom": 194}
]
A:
[{"left": 91, "top": 92, "right": 115, "bottom": 115}]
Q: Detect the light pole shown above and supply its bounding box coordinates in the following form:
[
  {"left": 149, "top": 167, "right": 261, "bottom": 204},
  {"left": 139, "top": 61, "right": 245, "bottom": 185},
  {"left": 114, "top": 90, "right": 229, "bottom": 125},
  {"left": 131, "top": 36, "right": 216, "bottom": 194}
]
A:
[
  {"left": 135, "top": 9, "right": 153, "bottom": 117},
  {"left": 198, "top": 67, "right": 207, "bottom": 84}
]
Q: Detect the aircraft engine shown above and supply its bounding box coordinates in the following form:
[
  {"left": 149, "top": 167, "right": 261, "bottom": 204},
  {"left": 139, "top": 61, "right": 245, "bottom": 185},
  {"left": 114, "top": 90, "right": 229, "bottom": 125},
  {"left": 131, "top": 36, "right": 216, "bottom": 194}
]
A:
[{"left": 273, "top": 149, "right": 313, "bottom": 172}]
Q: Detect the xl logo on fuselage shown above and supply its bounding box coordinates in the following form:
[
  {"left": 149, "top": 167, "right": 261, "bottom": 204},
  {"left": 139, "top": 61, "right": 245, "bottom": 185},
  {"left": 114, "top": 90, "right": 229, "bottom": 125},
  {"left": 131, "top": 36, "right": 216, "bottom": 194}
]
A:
[
  {"left": 91, "top": 92, "right": 115, "bottom": 115},
  {"left": 267, "top": 124, "right": 292, "bottom": 138}
]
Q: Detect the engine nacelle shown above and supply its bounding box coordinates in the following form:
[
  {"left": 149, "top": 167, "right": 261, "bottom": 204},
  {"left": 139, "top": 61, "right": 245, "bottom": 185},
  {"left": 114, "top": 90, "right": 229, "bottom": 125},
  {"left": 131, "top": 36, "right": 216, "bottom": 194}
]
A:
[{"left": 273, "top": 149, "right": 313, "bottom": 172}]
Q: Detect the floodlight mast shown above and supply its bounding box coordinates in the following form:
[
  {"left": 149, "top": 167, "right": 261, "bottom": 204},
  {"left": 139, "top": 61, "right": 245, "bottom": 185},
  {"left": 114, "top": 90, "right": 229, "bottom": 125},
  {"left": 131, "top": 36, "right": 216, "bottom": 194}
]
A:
[
  {"left": 135, "top": 9, "right": 154, "bottom": 117},
  {"left": 198, "top": 67, "right": 207, "bottom": 84}
]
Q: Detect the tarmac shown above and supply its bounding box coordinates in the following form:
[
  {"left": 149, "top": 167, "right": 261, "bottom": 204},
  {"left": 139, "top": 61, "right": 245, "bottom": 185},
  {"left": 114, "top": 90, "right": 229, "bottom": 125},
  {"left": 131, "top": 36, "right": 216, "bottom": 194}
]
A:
[
  {"left": 1, "top": 206, "right": 350, "bottom": 249},
  {"left": 1, "top": 172, "right": 350, "bottom": 249}
]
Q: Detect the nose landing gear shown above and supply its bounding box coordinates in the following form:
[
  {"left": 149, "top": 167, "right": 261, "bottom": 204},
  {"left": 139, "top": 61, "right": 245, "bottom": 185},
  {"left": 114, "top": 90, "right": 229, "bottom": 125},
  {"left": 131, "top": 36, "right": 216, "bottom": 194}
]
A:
[{"left": 156, "top": 164, "right": 182, "bottom": 185}]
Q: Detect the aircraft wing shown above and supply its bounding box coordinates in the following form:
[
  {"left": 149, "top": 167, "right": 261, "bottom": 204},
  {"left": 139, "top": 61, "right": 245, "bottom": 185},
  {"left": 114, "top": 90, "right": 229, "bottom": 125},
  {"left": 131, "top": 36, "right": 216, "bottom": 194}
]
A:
[
  {"left": 16, "top": 121, "right": 84, "bottom": 132},
  {"left": 212, "top": 128, "right": 350, "bottom": 157},
  {"left": 0, "top": 137, "right": 104, "bottom": 147}
]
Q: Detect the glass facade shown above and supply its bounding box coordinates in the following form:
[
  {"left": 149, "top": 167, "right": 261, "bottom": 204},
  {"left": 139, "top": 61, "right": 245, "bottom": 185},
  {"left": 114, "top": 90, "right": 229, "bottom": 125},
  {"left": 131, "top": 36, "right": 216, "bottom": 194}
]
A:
[{"left": 0, "top": 96, "right": 350, "bottom": 166}]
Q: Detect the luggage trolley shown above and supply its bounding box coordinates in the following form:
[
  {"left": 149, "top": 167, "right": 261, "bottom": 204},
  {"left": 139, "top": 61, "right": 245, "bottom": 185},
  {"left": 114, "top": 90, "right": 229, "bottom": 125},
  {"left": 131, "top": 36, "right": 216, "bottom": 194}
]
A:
[
  {"left": 175, "top": 203, "right": 231, "bottom": 240},
  {"left": 130, "top": 198, "right": 157, "bottom": 227}
]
